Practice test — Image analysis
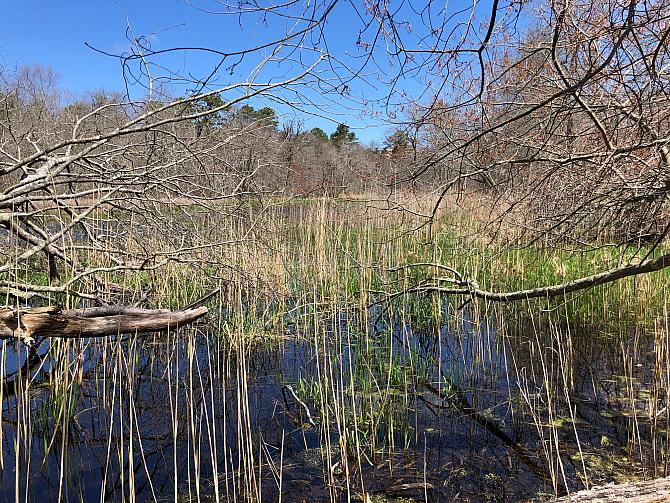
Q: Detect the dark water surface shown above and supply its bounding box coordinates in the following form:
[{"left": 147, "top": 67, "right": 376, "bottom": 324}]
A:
[{"left": 0, "top": 305, "right": 663, "bottom": 502}]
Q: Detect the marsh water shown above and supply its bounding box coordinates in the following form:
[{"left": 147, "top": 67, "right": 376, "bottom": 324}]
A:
[{"left": 0, "top": 298, "right": 664, "bottom": 502}]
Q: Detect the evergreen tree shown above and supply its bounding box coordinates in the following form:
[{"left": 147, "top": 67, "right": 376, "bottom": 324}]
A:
[
  {"left": 239, "top": 104, "right": 278, "bottom": 128},
  {"left": 309, "top": 127, "right": 328, "bottom": 141},
  {"left": 330, "top": 123, "right": 357, "bottom": 147}
]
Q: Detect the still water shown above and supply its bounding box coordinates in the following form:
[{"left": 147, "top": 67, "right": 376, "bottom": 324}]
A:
[{"left": 0, "top": 304, "right": 662, "bottom": 502}]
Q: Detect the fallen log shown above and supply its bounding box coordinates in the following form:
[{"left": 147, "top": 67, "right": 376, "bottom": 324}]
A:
[
  {"left": 0, "top": 288, "right": 219, "bottom": 343},
  {"left": 551, "top": 476, "right": 670, "bottom": 502}
]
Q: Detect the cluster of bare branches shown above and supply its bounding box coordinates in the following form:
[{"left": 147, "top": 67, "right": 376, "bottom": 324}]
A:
[
  {"left": 351, "top": 0, "right": 670, "bottom": 298},
  {"left": 3, "top": 0, "right": 670, "bottom": 304},
  {"left": 0, "top": 62, "right": 316, "bottom": 305},
  {"left": 397, "top": 0, "right": 670, "bottom": 247}
]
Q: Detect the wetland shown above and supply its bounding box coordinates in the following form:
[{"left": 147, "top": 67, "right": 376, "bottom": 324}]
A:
[{"left": 1, "top": 199, "right": 669, "bottom": 502}]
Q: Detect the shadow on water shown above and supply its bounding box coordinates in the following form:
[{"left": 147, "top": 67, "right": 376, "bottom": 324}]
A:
[{"left": 0, "top": 302, "right": 664, "bottom": 502}]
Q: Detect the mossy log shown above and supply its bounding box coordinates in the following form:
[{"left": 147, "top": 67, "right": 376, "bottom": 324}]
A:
[
  {"left": 0, "top": 289, "right": 218, "bottom": 343},
  {"left": 551, "top": 477, "right": 670, "bottom": 502}
]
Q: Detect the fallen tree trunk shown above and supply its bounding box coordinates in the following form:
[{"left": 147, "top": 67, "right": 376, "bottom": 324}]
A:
[
  {"left": 551, "top": 476, "right": 670, "bottom": 502},
  {"left": 0, "top": 288, "right": 219, "bottom": 343}
]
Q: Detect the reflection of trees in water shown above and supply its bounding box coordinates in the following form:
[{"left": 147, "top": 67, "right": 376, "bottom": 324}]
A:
[
  {"left": 0, "top": 331, "right": 297, "bottom": 501},
  {"left": 1, "top": 307, "right": 665, "bottom": 501}
]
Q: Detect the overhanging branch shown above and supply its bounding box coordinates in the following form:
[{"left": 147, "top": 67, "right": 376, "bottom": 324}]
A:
[{"left": 383, "top": 253, "right": 670, "bottom": 303}]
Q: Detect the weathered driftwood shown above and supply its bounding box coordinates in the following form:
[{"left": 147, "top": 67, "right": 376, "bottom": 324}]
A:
[
  {"left": 551, "top": 476, "right": 670, "bottom": 502},
  {"left": 0, "top": 289, "right": 218, "bottom": 343},
  {"left": 0, "top": 305, "right": 208, "bottom": 343}
]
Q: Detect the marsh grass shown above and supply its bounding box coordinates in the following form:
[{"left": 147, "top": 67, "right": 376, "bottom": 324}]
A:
[{"left": 2, "top": 194, "right": 670, "bottom": 501}]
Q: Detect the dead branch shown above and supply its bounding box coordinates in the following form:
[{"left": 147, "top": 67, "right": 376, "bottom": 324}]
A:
[
  {"left": 380, "top": 254, "right": 670, "bottom": 303},
  {"left": 551, "top": 476, "right": 670, "bottom": 502}
]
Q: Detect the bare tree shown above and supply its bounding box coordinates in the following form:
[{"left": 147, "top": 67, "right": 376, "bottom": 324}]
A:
[
  {"left": 359, "top": 0, "right": 670, "bottom": 300},
  {"left": 0, "top": 54, "right": 319, "bottom": 307}
]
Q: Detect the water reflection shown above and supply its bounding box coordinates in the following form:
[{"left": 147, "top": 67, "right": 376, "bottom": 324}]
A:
[{"left": 0, "top": 305, "right": 662, "bottom": 501}]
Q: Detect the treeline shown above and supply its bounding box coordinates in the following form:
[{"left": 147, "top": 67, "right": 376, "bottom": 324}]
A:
[{"left": 0, "top": 66, "right": 429, "bottom": 200}]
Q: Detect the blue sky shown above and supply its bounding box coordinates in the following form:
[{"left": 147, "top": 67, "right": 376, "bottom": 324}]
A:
[
  {"left": 0, "top": 0, "right": 387, "bottom": 142},
  {"left": 1, "top": 0, "right": 505, "bottom": 144}
]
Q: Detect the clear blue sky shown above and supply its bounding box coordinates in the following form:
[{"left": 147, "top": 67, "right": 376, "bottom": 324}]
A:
[{"left": 1, "top": 0, "right": 505, "bottom": 144}]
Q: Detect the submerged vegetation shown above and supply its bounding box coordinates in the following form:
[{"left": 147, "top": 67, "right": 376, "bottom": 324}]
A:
[{"left": 2, "top": 196, "right": 670, "bottom": 501}]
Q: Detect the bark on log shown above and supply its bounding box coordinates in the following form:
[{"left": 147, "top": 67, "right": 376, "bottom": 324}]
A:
[
  {"left": 551, "top": 477, "right": 670, "bottom": 502},
  {"left": 0, "top": 289, "right": 218, "bottom": 343}
]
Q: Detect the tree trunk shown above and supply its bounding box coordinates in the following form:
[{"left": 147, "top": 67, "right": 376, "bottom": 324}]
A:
[
  {"left": 0, "top": 289, "right": 218, "bottom": 343},
  {"left": 551, "top": 477, "right": 670, "bottom": 502}
]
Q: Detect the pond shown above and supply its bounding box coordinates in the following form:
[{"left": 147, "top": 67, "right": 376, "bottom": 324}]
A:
[{"left": 0, "top": 298, "right": 664, "bottom": 502}]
